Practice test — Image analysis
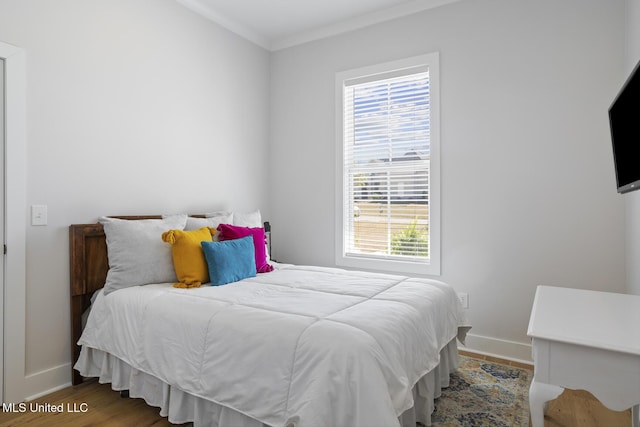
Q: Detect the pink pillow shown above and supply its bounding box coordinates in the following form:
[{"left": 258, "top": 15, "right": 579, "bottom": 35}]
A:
[{"left": 216, "top": 224, "right": 274, "bottom": 273}]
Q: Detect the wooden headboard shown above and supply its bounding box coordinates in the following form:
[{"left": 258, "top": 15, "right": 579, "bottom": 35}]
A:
[{"left": 69, "top": 215, "right": 204, "bottom": 385}]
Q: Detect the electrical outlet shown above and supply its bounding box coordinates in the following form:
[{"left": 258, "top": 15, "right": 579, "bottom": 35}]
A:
[{"left": 457, "top": 292, "right": 469, "bottom": 309}]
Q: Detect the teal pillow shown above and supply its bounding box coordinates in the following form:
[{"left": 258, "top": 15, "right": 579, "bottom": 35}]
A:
[{"left": 201, "top": 236, "right": 257, "bottom": 286}]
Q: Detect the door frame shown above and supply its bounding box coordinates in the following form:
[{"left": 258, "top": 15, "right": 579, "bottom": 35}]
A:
[{"left": 0, "top": 40, "right": 27, "bottom": 404}]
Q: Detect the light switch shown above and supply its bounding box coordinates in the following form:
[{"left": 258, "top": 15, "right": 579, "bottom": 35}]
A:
[{"left": 31, "top": 205, "right": 47, "bottom": 226}]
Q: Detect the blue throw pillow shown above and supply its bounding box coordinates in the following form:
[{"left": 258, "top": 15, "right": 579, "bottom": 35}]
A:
[{"left": 201, "top": 236, "right": 257, "bottom": 286}]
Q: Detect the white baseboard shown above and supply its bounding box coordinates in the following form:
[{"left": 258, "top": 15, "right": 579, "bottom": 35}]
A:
[
  {"left": 460, "top": 332, "right": 533, "bottom": 365},
  {"left": 23, "top": 363, "right": 72, "bottom": 402}
]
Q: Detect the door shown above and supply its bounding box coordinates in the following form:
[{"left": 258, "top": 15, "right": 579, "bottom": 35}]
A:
[
  {"left": 0, "top": 57, "right": 5, "bottom": 404},
  {"left": 0, "top": 42, "right": 25, "bottom": 405}
]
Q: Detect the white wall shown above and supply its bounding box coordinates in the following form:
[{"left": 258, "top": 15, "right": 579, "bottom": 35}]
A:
[
  {"left": 269, "top": 0, "right": 626, "bottom": 360},
  {"left": 0, "top": 0, "right": 630, "bottom": 401},
  {"left": 0, "top": 0, "right": 270, "bottom": 400},
  {"left": 625, "top": 0, "right": 640, "bottom": 296}
]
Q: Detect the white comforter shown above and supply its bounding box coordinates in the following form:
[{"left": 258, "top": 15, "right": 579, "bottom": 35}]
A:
[{"left": 79, "top": 264, "right": 466, "bottom": 427}]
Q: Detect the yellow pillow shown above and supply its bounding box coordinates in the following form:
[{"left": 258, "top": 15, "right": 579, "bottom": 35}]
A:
[{"left": 161, "top": 227, "right": 216, "bottom": 288}]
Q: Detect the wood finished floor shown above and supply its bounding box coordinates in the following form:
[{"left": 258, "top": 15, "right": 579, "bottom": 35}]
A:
[
  {"left": 0, "top": 380, "right": 187, "bottom": 427},
  {"left": 459, "top": 350, "right": 632, "bottom": 427},
  {"left": 0, "top": 351, "right": 632, "bottom": 427}
]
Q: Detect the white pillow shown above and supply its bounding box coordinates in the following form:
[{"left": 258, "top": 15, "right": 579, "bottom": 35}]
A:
[
  {"left": 232, "top": 209, "right": 271, "bottom": 261},
  {"left": 205, "top": 210, "right": 234, "bottom": 220},
  {"left": 233, "top": 209, "right": 262, "bottom": 227},
  {"left": 187, "top": 212, "right": 234, "bottom": 231},
  {"left": 100, "top": 214, "right": 187, "bottom": 295}
]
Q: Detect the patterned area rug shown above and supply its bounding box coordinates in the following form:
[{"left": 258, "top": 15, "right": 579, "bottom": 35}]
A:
[{"left": 431, "top": 355, "right": 533, "bottom": 426}]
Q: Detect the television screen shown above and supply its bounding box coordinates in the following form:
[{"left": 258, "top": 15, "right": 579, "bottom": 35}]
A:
[{"left": 609, "top": 59, "right": 640, "bottom": 194}]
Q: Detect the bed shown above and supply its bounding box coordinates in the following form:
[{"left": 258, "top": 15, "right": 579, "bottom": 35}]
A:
[{"left": 70, "top": 214, "right": 470, "bottom": 427}]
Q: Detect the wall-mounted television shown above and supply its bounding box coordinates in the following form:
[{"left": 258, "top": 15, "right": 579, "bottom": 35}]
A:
[{"left": 609, "top": 59, "right": 640, "bottom": 194}]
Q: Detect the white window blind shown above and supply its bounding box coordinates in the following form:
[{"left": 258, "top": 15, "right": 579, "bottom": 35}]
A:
[{"left": 336, "top": 54, "right": 440, "bottom": 275}]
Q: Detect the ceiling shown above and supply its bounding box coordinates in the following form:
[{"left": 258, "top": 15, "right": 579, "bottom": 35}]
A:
[{"left": 176, "top": 0, "right": 460, "bottom": 51}]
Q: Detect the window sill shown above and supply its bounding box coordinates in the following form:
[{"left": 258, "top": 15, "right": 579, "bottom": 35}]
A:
[{"left": 336, "top": 254, "right": 440, "bottom": 276}]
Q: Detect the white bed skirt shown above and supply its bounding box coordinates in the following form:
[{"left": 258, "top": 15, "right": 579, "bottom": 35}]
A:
[{"left": 75, "top": 340, "right": 459, "bottom": 427}]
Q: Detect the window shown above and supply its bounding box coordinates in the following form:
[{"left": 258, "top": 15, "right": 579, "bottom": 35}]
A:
[{"left": 335, "top": 53, "right": 440, "bottom": 275}]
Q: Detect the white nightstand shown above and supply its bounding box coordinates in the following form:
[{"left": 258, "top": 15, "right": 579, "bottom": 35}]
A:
[{"left": 527, "top": 285, "right": 640, "bottom": 427}]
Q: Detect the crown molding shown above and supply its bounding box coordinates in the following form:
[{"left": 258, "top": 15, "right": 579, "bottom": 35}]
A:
[
  {"left": 271, "top": 0, "right": 461, "bottom": 51},
  {"left": 176, "top": 0, "right": 271, "bottom": 50},
  {"left": 176, "top": 0, "right": 461, "bottom": 52}
]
